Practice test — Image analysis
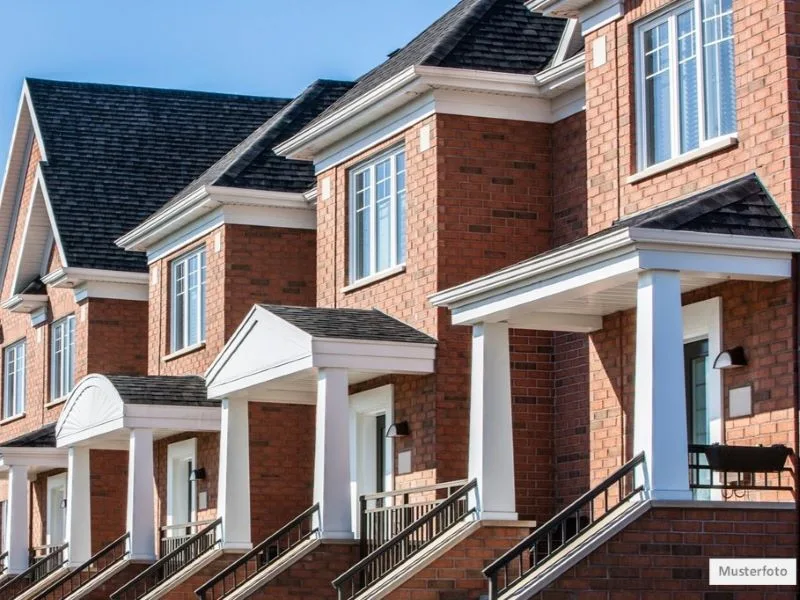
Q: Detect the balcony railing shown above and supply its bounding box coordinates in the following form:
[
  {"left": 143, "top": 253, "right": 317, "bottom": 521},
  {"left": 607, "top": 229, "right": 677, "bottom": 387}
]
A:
[
  {"left": 160, "top": 520, "right": 217, "bottom": 557},
  {"left": 688, "top": 443, "right": 794, "bottom": 497},
  {"left": 35, "top": 533, "right": 129, "bottom": 600},
  {"left": 359, "top": 479, "right": 468, "bottom": 557},
  {"left": 0, "top": 543, "right": 68, "bottom": 599},
  {"left": 333, "top": 479, "right": 477, "bottom": 600},
  {"left": 195, "top": 504, "right": 319, "bottom": 600},
  {"left": 484, "top": 452, "right": 645, "bottom": 600},
  {"left": 111, "top": 519, "right": 221, "bottom": 600}
]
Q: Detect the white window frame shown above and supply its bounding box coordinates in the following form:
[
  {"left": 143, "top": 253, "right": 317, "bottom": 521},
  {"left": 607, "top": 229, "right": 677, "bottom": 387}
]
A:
[
  {"left": 50, "top": 315, "right": 76, "bottom": 401},
  {"left": 170, "top": 246, "right": 207, "bottom": 353},
  {"left": 635, "top": 0, "right": 736, "bottom": 169},
  {"left": 3, "top": 340, "right": 26, "bottom": 419},
  {"left": 166, "top": 438, "right": 198, "bottom": 532},
  {"left": 348, "top": 146, "right": 407, "bottom": 284}
]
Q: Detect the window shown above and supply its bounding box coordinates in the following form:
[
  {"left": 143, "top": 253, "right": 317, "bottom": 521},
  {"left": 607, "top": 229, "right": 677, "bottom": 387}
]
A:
[
  {"left": 51, "top": 315, "right": 76, "bottom": 400},
  {"left": 170, "top": 247, "right": 207, "bottom": 353},
  {"left": 636, "top": 0, "right": 735, "bottom": 168},
  {"left": 3, "top": 340, "right": 25, "bottom": 419},
  {"left": 349, "top": 147, "right": 406, "bottom": 283}
]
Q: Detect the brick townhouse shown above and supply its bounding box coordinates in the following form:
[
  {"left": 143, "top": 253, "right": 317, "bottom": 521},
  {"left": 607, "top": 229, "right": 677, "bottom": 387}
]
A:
[{"left": 0, "top": 0, "right": 798, "bottom": 599}]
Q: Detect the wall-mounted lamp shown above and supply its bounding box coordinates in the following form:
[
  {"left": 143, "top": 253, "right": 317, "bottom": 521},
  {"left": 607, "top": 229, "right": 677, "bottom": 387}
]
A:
[
  {"left": 713, "top": 346, "right": 747, "bottom": 370},
  {"left": 385, "top": 421, "right": 410, "bottom": 438},
  {"left": 189, "top": 468, "right": 207, "bottom": 482}
]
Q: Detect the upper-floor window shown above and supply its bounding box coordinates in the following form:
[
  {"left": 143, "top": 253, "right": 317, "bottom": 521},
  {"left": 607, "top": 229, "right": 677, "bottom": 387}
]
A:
[
  {"left": 349, "top": 147, "right": 407, "bottom": 283},
  {"left": 3, "top": 340, "right": 25, "bottom": 419},
  {"left": 51, "top": 315, "right": 76, "bottom": 400},
  {"left": 636, "top": 0, "right": 735, "bottom": 169},
  {"left": 171, "top": 246, "right": 206, "bottom": 353}
]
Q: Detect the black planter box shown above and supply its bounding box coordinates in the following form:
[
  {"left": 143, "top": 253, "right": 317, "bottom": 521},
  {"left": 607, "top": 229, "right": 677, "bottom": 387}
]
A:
[{"left": 704, "top": 444, "right": 792, "bottom": 472}]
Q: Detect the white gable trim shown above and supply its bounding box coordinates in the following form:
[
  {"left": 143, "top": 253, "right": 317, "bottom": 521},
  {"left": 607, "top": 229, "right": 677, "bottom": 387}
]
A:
[{"left": 42, "top": 267, "right": 149, "bottom": 302}]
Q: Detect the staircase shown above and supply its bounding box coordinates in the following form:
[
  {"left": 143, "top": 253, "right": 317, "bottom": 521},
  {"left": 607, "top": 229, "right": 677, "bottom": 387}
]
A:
[
  {"left": 33, "top": 533, "right": 130, "bottom": 600},
  {"left": 0, "top": 544, "right": 68, "bottom": 600},
  {"left": 483, "top": 453, "right": 646, "bottom": 599},
  {"left": 111, "top": 518, "right": 221, "bottom": 600}
]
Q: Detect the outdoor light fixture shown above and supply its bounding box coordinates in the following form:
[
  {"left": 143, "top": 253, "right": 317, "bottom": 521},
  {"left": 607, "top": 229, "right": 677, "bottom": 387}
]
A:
[
  {"left": 712, "top": 346, "right": 747, "bottom": 369},
  {"left": 189, "top": 468, "right": 207, "bottom": 481},
  {"left": 386, "top": 421, "right": 410, "bottom": 438}
]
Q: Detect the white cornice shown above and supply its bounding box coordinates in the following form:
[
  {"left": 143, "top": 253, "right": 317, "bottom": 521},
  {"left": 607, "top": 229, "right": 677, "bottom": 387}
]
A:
[
  {"left": 116, "top": 186, "right": 312, "bottom": 253},
  {"left": 275, "top": 61, "right": 586, "bottom": 162},
  {"left": 0, "top": 447, "right": 67, "bottom": 469},
  {"left": 0, "top": 293, "right": 48, "bottom": 313},
  {"left": 41, "top": 267, "right": 149, "bottom": 302}
]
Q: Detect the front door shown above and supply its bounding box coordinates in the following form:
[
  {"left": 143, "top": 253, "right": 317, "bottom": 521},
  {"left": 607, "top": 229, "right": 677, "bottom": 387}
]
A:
[
  {"left": 684, "top": 339, "right": 711, "bottom": 498},
  {"left": 167, "top": 439, "right": 197, "bottom": 537},
  {"left": 46, "top": 474, "right": 67, "bottom": 546}
]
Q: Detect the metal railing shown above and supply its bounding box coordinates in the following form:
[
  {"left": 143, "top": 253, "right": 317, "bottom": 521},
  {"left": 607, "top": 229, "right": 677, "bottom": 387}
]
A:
[
  {"left": 112, "top": 519, "right": 221, "bottom": 600},
  {"left": 35, "top": 533, "right": 129, "bottom": 600},
  {"left": 360, "top": 480, "right": 468, "bottom": 557},
  {"left": 160, "top": 520, "right": 216, "bottom": 557},
  {"left": 484, "top": 452, "right": 646, "bottom": 599},
  {"left": 688, "top": 444, "right": 794, "bottom": 497},
  {"left": 0, "top": 551, "right": 7, "bottom": 576},
  {"left": 333, "top": 479, "right": 477, "bottom": 600},
  {"left": 0, "top": 543, "right": 68, "bottom": 600},
  {"left": 195, "top": 505, "right": 319, "bottom": 600}
]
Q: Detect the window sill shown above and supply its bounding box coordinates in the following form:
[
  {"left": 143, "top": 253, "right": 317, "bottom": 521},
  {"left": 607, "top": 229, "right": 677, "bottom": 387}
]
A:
[
  {"left": 627, "top": 135, "right": 739, "bottom": 185},
  {"left": 0, "top": 412, "right": 26, "bottom": 426},
  {"left": 46, "top": 397, "right": 68, "bottom": 409},
  {"left": 342, "top": 264, "right": 406, "bottom": 293},
  {"left": 162, "top": 341, "right": 206, "bottom": 363}
]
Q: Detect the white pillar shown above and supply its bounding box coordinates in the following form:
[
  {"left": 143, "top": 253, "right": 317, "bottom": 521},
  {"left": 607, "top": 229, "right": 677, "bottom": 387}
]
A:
[
  {"left": 469, "top": 322, "right": 517, "bottom": 520},
  {"left": 218, "top": 398, "right": 251, "bottom": 550},
  {"left": 66, "top": 447, "right": 92, "bottom": 567},
  {"left": 4, "top": 464, "right": 29, "bottom": 574},
  {"left": 313, "top": 367, "right": 353, "bottom": 539},
  {"left": 634, "top": 270, "right": 692, "bottom": 500},
  {"left": 127, "top": 429, "right": 156, "bottom": 561}
]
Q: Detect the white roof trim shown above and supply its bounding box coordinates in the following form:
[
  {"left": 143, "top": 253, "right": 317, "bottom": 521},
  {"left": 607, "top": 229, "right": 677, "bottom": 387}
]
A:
[
  {"left": 116, "top": 186, "right": 312, "bottom": 253},
  {"left": 0, "top": 293, "right": 48, "bottom": 313},
  {"left": 551, "top": 19, "right": 581, "bottom": 66},
  {"left": 430, "top": 228, "right": 800, "bottom": 325},
  {"left": 0, "top": 447, "right": 67, "bottom": 470},
  {"left": 275, "top": 61, "right": 585, "bottom": 161},
  {"left": 55, "top": 374, "right": 221, "bottom": 448}
]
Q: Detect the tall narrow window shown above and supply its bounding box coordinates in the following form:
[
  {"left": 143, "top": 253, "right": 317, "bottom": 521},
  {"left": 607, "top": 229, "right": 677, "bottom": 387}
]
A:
[
  {"left": 3, "top": 340, "right": 26, "bottom": 419},
  {"left": 637, "top": 0, "right": 736, "bottom": 169},
  {"left": 349, "top": 147, "right": 407, "bottom": 283},
  {"left": 51, "top": 315, "right": 76, "bottom": 400},
  {"left": 171, "top": 247, "right": 207, "bottom": 353}
]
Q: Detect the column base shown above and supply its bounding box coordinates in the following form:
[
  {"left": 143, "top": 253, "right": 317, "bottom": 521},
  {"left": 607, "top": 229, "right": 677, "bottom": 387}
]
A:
[
  {"left": 127, "top": 553, "right": 157, "bottom": 562},
  {"left": 219, "top": 542, "right": 253, "bottom": 552},
  {"left": 478, "top": 511, "right": 518, "bottom": 521},
  {"left": 645, "top": 489, "right": 693, "bottom": 501},
  {"left": 319, "top": 531, "right": 355, "bottom": 540}
]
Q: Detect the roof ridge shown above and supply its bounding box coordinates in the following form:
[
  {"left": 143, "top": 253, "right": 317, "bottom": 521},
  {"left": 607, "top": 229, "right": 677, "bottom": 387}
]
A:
[{"left": 420, "top": 0, "right": 499, "bottom": 67}]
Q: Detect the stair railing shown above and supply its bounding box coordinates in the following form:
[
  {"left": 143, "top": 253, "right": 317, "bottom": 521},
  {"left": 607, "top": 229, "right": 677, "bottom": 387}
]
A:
[
  {"left": 484, "top": 452, "right": 646, "bottom": 599},
  {"left": 111, "top": 518, "right": 221, "bottom": 600},
  {"left": 34, "top": 533, "right": 129, "bottom": 600},
  {"left": 333, "top": 479, "right": 477, "bottom": 600},
  {"left": 0, "top": 543, "right": 68, "bottom": 599},
  {"left": 195, "top": 504, "right": 319, "bottom": 600}
]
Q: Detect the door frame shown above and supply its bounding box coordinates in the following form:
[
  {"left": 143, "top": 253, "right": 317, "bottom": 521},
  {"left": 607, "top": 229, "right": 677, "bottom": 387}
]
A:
[
  {"left": 46, "top": 473, "right": 67, "bottom": 546},
  {"left": 349, "top": 384, "right": 394, "bottom": 536},
  {"left": 166, "top": 438, "right": 198, "bottom": 531}
]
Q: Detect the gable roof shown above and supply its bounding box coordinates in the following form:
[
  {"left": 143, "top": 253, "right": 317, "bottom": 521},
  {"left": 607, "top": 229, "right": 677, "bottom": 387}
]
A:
[
  {"left": 137, "top": 79, "right": 353, "bottom": 228},
  {"left": 24, "top": 78, "right": 290, "bottom": 273},
  {"left": 260, "top": 304, "right": 437, "bottom": 345},
  {"left": 309, "top": 0, "right": 565, "bottom": 128},
  {"left": 613, "top": 174, "right": 793, "bottom": 239}
]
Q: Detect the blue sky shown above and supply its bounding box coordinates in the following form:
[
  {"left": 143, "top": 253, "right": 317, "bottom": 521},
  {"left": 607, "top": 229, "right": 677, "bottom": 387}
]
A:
[{"left": 0, "top": 0, "right": 458, "bottom": 170}]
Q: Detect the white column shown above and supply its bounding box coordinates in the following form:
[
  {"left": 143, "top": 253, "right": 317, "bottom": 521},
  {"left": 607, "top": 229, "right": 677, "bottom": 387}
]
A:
[
  {"left": 66, "top": 447, "right": 92, "bottom": 567},
  {"left": 4, "top": 464, "right": 29, "bottom": 574},
  {"left": 634, "top": 270, "right": 692, "bottom": 500},
  {"left": 127, "top": 429, "right": 156, "bottom": 561},
  {"left": 218, "top": 398, "right": 252, "bottom": 550},
  {"left": 313, "top": 367, "right": 353, "bottom": 539},
  {"left": 469, "top": 322, "right": 517, "bottom": 520}
]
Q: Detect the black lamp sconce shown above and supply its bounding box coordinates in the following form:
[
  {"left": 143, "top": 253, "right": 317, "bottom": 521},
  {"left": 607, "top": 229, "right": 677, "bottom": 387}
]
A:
[
  {"left": 713, "top": 346, "right": 747, "bottom": 370},
  {"left": 189, "top": 468, "right": 207, "bottom": 482},
  {"left": 386, "top": 421, "right": 411, "bottom": 438}
]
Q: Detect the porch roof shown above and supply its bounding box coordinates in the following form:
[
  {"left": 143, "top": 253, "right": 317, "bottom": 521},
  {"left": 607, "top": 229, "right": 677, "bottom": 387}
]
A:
[
  {"left": 55, "top": 374, "right": 221, "bottom": 449},
  {"left": 205, "top": 305, "right": 437, "bottom": 402},
  {"left": 430, "top": 175, "right": 800, "bottom": 331},
  {"left": 0, "top": 424, "right": 66, "bottom": 472}
]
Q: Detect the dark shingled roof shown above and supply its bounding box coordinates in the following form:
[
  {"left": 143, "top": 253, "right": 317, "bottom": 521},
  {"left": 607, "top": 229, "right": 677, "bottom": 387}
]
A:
[
  {"left": 260, "top": 305, "right": 437, "bottom": 345},
  {"left": 144, "top": 79, "right": 353, "bottom": 225},
  {"left": 2, "top": 423, "right": 56, "bottom": 448},
  {"left": 106, "top": 375, "right": 215, "bottom": 407},
  {"left": 311, "top": 0, "right": 565, "bottom": 126},
  {"left": 614, "top": 174, "right": 794, "bottom": 238},
  {"left": 25, "top": 78, "right": 291, "bottom": 273}
]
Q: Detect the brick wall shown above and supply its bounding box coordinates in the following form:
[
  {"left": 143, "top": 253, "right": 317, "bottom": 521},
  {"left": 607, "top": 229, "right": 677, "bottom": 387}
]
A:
[
  {"left": 535, "top": 506, "right": 798, "bottom": 599},
  {"left": 85, "top": 299, "right": 148, "bottom": 376},
  {"left": 89, "top": 449, "right": 128, "bottom": 552}
]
